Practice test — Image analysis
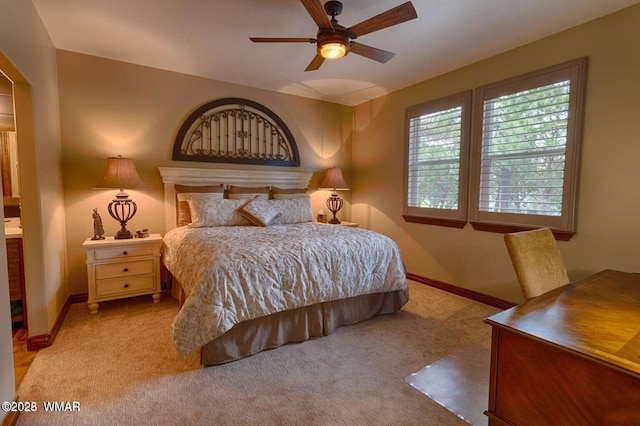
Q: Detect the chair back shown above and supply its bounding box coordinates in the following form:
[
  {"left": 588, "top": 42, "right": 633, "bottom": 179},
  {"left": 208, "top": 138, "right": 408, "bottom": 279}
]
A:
[{"left": 504, "top": 228, "right": 569, "bottom": 300}]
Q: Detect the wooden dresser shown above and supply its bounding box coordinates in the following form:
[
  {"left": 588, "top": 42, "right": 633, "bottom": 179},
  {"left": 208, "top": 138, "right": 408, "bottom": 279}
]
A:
[
  {"left": 484, "top": 270, "right": 640, "bottom": 425},
  {"left": 82, "top": 234, "right": 163, "bottom": 314}
]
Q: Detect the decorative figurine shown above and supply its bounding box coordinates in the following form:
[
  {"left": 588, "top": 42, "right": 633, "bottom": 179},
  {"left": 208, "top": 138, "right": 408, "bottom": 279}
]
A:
[{"left": 92, "top": 208, "right": 105, "bottom": 240}]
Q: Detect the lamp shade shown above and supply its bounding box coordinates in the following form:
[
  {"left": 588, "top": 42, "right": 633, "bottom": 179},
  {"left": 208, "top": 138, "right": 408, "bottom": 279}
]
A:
[
  {"left": 94, "top": 156, "right": 146, "bottom": 190},
  {"left": 318, "top": 167, "right": 349, "bottom": 190}
]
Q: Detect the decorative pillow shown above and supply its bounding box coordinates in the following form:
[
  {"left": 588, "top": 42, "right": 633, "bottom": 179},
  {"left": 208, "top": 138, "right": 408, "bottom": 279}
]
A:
[
  {"left": 271, "top": 187, "right": 308, "bottom": 200},
  {"left": 226, "top": 185, "right": 270, "bottom": 200},
  {"left": 270, "top": 196, "right": 315, "bottom": 224},
  {"left": 237, "top": 196, "right": 282, "bottom": 227},
  {"left": 174, "top": 184, "right": 224, "bottom": 226},
  {"left": 186, "top": 198, "right": 251, "bottom": 227}
]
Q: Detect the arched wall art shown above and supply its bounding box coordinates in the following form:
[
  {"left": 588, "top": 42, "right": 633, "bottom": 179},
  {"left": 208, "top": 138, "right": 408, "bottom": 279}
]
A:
[{"left": 173, "top": 98, "right": 300, "bottom": 167}]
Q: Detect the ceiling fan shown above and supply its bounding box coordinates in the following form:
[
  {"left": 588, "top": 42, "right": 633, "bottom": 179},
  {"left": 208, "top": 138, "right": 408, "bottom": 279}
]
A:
[{"left": 250, "top": 0, "right": 418, "bottom": 71}]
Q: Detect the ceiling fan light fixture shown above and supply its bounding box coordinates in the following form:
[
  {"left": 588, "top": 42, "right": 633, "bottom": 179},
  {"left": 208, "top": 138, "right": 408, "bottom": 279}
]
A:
[{"left": 320, "top": 42, "right": 347, "bottom": 59}]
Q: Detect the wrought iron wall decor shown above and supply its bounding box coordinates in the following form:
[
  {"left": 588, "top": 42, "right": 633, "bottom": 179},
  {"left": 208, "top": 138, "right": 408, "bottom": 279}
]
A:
[{"left": 173, "top": 98, "right": 300, "bottom": 167}]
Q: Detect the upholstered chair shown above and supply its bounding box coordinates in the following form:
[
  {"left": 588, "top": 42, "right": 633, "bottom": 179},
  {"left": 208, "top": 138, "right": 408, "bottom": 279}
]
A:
[{"left": 504, "top": 228, "right": 570, "bottom": 301}]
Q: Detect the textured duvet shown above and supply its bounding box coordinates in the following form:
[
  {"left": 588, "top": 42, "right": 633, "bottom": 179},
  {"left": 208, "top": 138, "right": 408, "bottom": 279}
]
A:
[{"left": 163, "top": 223, "right": 408, "bottom": 355}]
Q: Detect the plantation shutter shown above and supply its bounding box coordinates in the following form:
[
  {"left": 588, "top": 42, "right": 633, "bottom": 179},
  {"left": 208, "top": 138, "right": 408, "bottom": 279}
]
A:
[{"left": 404, "top": 91, "right": 471, "bottom": 227}]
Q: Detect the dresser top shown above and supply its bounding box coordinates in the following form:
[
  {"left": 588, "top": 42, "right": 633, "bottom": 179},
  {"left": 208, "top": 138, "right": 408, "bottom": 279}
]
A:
[{"left": 486, "top": 269, "right": 640, "bottom": 378}]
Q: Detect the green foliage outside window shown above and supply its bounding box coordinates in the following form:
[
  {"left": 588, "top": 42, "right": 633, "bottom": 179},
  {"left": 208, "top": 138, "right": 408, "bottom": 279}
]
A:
[{"left": 479, "top": 81, "right": 570, "bottom": 216}]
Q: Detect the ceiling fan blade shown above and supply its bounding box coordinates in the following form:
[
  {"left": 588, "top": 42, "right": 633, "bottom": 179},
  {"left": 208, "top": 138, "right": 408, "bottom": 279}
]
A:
[
  {"left": 350, "top": 42, "right": 395, "bottom": 63},
  {"left": 347, "top": 1, "right": 417, "bottom": 38},
  {"left": 300, "top": 0, "right": 333, "bottom": 29},
  {"left": 305, "top": 54, "right": 325, "bottom": 72},
  {"left": 250, "top": 37, "right": 316, "bottom": 43}
]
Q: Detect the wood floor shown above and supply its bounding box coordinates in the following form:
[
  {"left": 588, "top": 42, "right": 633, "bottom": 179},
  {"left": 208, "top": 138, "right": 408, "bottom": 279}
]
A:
[{"left": 12, "top": 324, "right": 37, "bottom": 389}]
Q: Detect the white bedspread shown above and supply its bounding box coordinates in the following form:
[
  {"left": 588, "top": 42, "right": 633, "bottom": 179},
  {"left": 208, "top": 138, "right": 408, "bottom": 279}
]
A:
[{"left": 163, "top": 223, "right": 408, "bottom": 355}]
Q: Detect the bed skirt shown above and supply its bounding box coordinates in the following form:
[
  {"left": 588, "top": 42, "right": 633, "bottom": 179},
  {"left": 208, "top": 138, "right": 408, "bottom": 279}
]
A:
[{"left": 171, "top": 280, "right": 404, "bottom": 366}]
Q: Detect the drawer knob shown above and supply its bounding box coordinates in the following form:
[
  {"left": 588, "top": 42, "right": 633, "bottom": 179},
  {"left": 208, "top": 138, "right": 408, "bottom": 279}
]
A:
[
  {"left": 123, "top": 268, "right": 129, "bottom": 272},
  {"left": 124, "top": 283, "right": 129, "bottom": 289},
  {"left": 122, "top": 251, "right": 128, "bottom": 256}
]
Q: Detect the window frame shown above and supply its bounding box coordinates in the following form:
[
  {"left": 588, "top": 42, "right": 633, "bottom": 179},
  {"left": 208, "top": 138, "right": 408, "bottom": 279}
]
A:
[
  {"left": 469, "top": 58, "right": 588, "bottom": 240},
  {"left": 403, "top": 90, "right": 472, "bottom": 228}
]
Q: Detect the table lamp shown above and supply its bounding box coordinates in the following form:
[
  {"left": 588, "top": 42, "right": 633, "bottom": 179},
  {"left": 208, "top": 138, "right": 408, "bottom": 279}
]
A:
[
  {"left": 94, "top": 156, "right": 146, "bottom": 239},
  {"left": 318, "top": 167, "right": 349, "bottom": 224}
]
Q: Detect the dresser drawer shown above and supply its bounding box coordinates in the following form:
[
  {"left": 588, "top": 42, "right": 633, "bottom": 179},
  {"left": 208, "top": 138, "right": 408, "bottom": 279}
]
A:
[
  {"left": 96, "top": 275, "right": 155, "bottom": 298},
  {"left": 95, "top": 260, "right": 153, "bottom": 280},
  {"left": 94, "top": 245, "right": 155, "bottom": 261}
]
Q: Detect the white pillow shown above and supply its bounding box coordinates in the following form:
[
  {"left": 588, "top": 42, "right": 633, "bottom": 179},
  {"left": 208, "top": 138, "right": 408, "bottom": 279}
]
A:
[
  {"left": 187, "top": 198, "right": 251, "bottom": 227},
  {"left": 237, "top": 196, "right": 282, "bottom": 227},
  {"left": 269, "top": 197, "right": 314, "bottom": 224}
]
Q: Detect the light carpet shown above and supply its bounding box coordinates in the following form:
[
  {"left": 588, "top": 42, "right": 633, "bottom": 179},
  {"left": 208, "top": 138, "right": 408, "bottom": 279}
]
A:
[{"left": 16, "top": 281, "right": 500, "bottom": 425}]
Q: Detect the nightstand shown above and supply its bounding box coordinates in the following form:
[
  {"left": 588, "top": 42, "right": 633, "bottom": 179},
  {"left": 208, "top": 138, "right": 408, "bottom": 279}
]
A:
[{"left": 82, "top": 234, "right": 163, "bottom": 314}]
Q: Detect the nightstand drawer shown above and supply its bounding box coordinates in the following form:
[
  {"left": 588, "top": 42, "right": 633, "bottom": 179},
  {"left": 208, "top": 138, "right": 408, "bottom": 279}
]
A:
[
  {"left": 96, "top": 275, "right": 155, "bottom": 298},
  {"left": 95, "top": 260, "right": 153, "bottom": 280},
  {"left": 94, "top": 245, "right": 155, "bottom": 261}
]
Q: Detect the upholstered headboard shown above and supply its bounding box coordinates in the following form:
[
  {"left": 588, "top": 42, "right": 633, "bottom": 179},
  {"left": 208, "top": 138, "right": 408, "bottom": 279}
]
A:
[{"left": 158, "top": 167, "right": 313, "bottom": 232}]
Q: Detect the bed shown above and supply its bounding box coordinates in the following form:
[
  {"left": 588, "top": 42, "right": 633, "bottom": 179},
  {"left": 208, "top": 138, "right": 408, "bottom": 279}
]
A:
[{"left": 159, "top": 167, "right": 409, "bottom": 365}]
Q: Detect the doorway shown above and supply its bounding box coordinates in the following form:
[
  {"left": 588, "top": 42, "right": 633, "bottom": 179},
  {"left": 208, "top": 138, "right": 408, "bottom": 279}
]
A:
[
  {"left": 1, "top": 74, "right": 26, "bottom": 334},
  {"left": 0, "top": 63, "right": 37, "bottom": 392}
]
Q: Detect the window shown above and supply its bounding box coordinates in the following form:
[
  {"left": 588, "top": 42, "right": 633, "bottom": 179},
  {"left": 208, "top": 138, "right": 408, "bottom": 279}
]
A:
[
  {"left": 402, "top": 58, "right": 587, "bottom": 239},
  {"left": 403, "top": 91, "right": 471, "bottom": 228},
  {"left": 469, "top": 58, "right": 587, "bottom": 239}
]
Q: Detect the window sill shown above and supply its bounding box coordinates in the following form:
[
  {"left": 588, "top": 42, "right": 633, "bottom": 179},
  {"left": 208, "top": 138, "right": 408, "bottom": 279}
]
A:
[
  {"left": 403, "top": 215, "right": 466, "bottom": 229},
  {"left": 469, "top": 222, "right": 575, "bottom": 241}
]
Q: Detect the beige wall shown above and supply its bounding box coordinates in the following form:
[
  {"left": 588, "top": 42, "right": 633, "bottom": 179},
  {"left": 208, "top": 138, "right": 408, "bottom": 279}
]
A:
[
  {"left": 0, "top": 0, "right": 68, "bottom": 414},
  {"left": 57, "top": 51, "right": 354, "bottom": 295},
  {"left": 353, "top": 4, "right": 640, "bottom": 303}
]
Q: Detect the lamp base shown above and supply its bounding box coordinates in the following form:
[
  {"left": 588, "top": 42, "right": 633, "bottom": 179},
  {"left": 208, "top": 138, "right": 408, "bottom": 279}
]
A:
[
  {"left": 108, "top": 196, "right": 138, "bottom": 240},
  {"left": 114, "top": 229, "right": 133, "bottom": 239},
  {"left": 326, "top": 192, "right": 343, "bottom": 225}
]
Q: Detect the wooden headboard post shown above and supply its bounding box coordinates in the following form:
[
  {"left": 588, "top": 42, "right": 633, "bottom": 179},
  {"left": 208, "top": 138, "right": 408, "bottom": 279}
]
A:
[{"left": 158, "top": 167, "right": 313, "bottom": 233}]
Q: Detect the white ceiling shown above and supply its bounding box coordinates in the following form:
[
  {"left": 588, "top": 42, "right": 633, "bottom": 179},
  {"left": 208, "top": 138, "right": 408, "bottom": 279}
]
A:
[{"left": 32, "top": 0, "right": 639, "bottom": 106}]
